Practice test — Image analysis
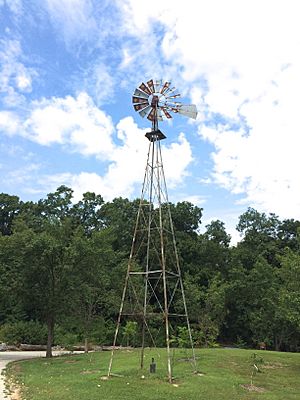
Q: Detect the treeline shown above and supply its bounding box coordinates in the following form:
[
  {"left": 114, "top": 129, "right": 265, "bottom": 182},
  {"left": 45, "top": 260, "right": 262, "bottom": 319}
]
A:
[{"left": 0, "top": 186, "right": 299, "bottom": 356}]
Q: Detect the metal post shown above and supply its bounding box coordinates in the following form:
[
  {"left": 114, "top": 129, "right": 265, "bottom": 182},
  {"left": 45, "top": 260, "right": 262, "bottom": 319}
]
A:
[
  {"left": 108, "top": 140, "right": 153, "bottom": 377},
  {"left": 156, "top": 138, "right": 172, "bottom": 383},
  {"left": 140, "top": 139, "right": 155, "bottom": 369},
  {"left": 158, "top": 143, "right": 198, "bottom": 372}
]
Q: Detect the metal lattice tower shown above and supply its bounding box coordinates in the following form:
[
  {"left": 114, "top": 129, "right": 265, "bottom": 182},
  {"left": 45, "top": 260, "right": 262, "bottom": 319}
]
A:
[{"left": 108, "top": 80, "right": 198, "bottom": 383}]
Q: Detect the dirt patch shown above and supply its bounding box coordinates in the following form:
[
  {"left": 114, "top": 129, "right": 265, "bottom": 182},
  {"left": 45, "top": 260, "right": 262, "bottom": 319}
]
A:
[
  {"left": 9, "top": 386, "right": 22, "bottom": 400},
  {"left": 80, "top": 370, "right": 100, "bottom": 375},
  {"left": 64, "top": 360, "right": 78, "bottom": 364},
  {"left": 4, "top": 374, "right": 23, "bottom": 400},
  {"left": 10, "top": 364, "right": 22, "bottom": 373},
  {"left": 241, "top": 384, "right": 266, "bottom": 393},
  {"left": 177, "top": 356, "right": 200, "bottom": 362},
  {"left": 262, "top": 362, "right": 286, "bottom": 369}
]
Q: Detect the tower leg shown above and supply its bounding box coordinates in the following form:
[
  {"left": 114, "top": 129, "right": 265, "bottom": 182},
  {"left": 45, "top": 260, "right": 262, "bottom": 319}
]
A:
[
  {"left": 157, "top": 140, "right": 173, "bottom": 383},
  {"left": 158, "top": 141, "right": 198, "bottom": 374},
  {"left": 108, "top": 140, "right": 153, "bottom": 377},
  {"left": 107, "top": 270, "right": 130, "bottom": 377}
]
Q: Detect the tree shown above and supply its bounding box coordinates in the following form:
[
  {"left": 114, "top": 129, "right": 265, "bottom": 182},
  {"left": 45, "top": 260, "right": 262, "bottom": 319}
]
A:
[
  {"left": 276, "top": 248, "right": 300, "bottom": 350},
  {"left": 0, "top": 230, "right": 28, "bottom": 324},
  {"left": 203, "top": 220, "right": 231, "bottom": 247},
  {"left": 11, "top": 186, "right": 77, "bottom": 357},
  {"left": 247, "top": 258, "right": 281, "bottom": 348},
  {"left": 0, "top": 193, "right": 22, "bottom": 235},
  {"left": 19, "top": 220, "right": 75, "bottom": 357},
  {"left": 71, "top": 192, "right": 104, "bottom": 236},
  {"left": 168, "top": 201, "right": 202, "bottom": 235},
  {"left": 38, "top": 185, "right": 73, "bottom": 221},
  {"left": 221, "top": 262, "right": 252, "bottom": 344},
  {"left": 236, "top": 208, "right": 280, "bottom": 269},
  {"left": 123, "top": 321, "right": 137, "bottom": 347},
  {"left": 277, "top": 219, "right": 300, "bottom": 252},
  {"left": 184, "top": 273, "right": 227, "bottom": 347},
  {"left": 69, "top": 227, "right": 123, "bottom": 351},
  {"left": 100, "top": 197, "right": 140, "bottom": 252}
]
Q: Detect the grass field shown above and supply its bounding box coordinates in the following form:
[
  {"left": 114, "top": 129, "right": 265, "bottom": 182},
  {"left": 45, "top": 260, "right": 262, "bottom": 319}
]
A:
[{"left": 5, "top": 347, "right": 300, "bottom": 400}]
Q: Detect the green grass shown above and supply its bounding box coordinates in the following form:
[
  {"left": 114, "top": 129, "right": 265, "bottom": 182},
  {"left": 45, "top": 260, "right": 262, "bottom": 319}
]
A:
[{"left": 5, "top": 348, "right": 300, "bottom": 400}]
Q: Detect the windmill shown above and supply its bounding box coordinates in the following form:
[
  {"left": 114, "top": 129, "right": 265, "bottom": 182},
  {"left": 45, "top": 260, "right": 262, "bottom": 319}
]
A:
[{"left": 108, "top": 79, "right": 198, "bottom": 383}]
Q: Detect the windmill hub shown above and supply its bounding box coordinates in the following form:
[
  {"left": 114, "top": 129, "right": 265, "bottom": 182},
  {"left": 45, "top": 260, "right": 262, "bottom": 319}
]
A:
[{"left": 150, "top": 94, "right": 159, "bottom": 108}]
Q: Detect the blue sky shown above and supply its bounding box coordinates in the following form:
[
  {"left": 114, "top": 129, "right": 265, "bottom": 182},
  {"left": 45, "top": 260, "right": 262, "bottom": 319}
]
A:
[{"left": 1, "top": 0, "right": 300, "bottom": 243}]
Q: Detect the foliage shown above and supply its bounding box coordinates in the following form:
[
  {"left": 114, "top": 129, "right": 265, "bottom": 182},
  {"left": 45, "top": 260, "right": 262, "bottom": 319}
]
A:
[
  {"left": 0, "top": 193, "right": 22, "bottom": 235},
  {"left": 171, "top": 326, "right": 192, "bottom": 348},
  {"left": 54, "top": 325, "right": 80, "bottom": 347},
  {"left": 0, "top": 189, "right": 300, "bottom": 352},
  {"left": 122, "top": 321, "right": 138, "bottom": 346},
  {"left": 0, "top": 320, "right": 47, "bottom": 345},
  {"left": 250, "top": 353, "right": 264, "bottom": 386}
]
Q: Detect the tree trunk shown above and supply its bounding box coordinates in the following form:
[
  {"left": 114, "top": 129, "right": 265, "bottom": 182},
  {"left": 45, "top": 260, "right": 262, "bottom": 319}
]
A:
[
  {"left": 84, "top": 337, "right": 89, "bottom": 353},
  {"left": 46, "top": 315, "right": 54, "bottom": 358},
  {"left": 275, "top": 335, "right": 282, "bottom": 352}
]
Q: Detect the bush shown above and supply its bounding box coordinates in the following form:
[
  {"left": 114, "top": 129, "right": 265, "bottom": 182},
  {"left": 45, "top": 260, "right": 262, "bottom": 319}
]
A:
[
  {"left": 54, "top": 326, "right": 79, "bottom": 347},
  {"left": 89, "top": 318, "right": 115, "bottom": 345},
  {"left": 0, "top": 320, "right": 47, "bottom": 345}
]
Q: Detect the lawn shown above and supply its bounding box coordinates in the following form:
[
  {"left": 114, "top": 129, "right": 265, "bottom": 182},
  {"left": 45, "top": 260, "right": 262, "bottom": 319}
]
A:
[{"left": 5, "top": 347, "right": 300, "bottom": 400}]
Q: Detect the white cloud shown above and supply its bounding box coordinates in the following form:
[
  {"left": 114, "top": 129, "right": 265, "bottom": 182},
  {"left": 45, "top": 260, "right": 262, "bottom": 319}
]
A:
[
  {"left": 1, "top": 0, "right": 22, "bottom": 15},
  {"left": 43, "top": 0, "right": 122, "bottom": 52},
  {"left": 0, "top": 111, "right": 20, "bottom": 134},
  {"left": 37, "top": 116, "right": 193, "bottom": 201},
  {"left": 2, "top": 163, "right": 41, "bottom": 186},
  {"left": 119, "top": 0, "right": 300, "bottom": 220},
  {"left": 38, "top": 170, "right": 139, "bottom": 203},
  {"left": 24, "top": 92, "right": 115, "bottom": 158},
  {"left": 0, "top": 38, "right": 36, "bottom": 105},
  {"left": 1, "top": 92, "right": 193, "bottom": 202},
  {"left": 44, "top": 0, "right": 97, "bottom": 46},
  {"left": 80, "top": 62, "right": 115, "bottom": 106},
  {"left": 119, "top": 48, "right": 134, "bottom": 69},
  {"left": 162, "top": 132, "right": 193, "bottom": 188},
  {"left": 175, "top": 194, "right": 207, "bottom": 207}
]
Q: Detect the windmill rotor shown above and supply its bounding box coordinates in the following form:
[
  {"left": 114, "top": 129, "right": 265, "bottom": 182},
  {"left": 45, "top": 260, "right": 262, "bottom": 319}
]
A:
[{"left": 132, "top": 79, "right": 198, "bottom": 122}]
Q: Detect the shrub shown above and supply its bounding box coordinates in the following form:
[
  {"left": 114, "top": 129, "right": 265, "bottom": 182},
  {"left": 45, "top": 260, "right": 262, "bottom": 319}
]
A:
[
  {"left": 53, "top": 326, "right": 79, "bottom": 347},
  {"left": 0, "top": 320, "right": 47, "bottom": 345}
]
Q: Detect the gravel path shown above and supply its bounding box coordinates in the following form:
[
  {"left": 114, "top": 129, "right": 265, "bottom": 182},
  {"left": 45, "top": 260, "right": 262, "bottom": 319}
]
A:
[{"left": 0, "top": 351, "right": 71, "bottom": 400}]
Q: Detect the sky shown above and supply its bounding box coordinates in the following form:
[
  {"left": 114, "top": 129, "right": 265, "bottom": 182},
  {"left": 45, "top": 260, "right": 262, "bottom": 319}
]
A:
[{"left": 1, "top": 0, "right": 300, "bottom": 244}]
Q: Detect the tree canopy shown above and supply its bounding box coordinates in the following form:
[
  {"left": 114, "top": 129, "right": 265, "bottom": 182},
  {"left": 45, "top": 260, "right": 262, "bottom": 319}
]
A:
[{"left": 0, "top": 189, "right": 299, "bottom": 355}]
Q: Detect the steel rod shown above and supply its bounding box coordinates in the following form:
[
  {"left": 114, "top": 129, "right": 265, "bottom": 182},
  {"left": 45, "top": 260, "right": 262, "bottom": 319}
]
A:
[{"left": 159, "top": 143, "right": 198, "bottom": 373}]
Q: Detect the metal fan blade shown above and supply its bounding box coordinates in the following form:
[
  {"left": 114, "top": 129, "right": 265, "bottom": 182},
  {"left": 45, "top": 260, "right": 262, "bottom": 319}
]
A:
[
  {"left": 177, "top": 104, "right": 198, "bottom": 119},
  {"left": 134, "top": 103, "right": 149, "bottom": 112},
  {"left": 147, "top": 79, "right": 155, "bottom": 93},
  {"left": 161, "top": 108, "right": 172, "bottom": 119},
  {"left": 139, "top": 105, "right": 152, "bottom": 118},
  {"left": 147, "top": 108, "right": 156, "bottom": 121},
  {"left": 164, "top": 86, "right": 176, "bottom": 95},
  {"left": 139, "top": 82, "right": 152, "bottom": 95},
  {"left": 163, "top": 101, "right": 182, "bottom": 107},
  {"left": 132, "top": 96, "right": 149, "bottom": 104},
  {"left": 154, "top": 79, "right": 162, "bottom": 93},
  {"left": 133, "top": 88, "right": 149, "bottom": 99},
  {"left": 160, "top": 81, "right": 171, "bottom": 94},
  {"left": 165, "top": 93, "right": 181, "bottom": 99}
]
